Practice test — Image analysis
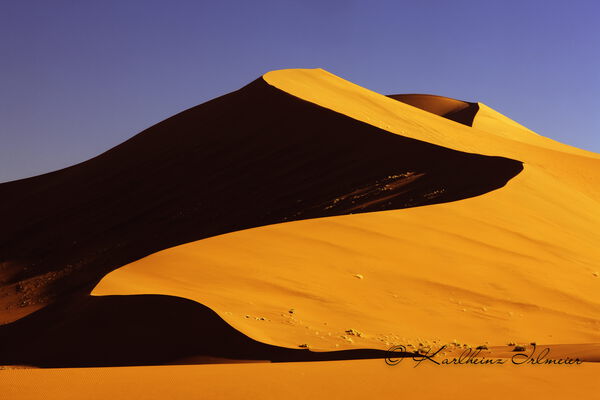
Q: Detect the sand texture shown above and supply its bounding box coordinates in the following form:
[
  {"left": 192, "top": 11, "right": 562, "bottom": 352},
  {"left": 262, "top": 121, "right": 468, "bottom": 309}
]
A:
[{"left": 1, "top": 68, "right": 599, "bottom": 396}]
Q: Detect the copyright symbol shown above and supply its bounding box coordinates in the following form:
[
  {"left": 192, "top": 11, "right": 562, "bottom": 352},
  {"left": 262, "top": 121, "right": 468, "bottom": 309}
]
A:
[{"left": 385, "top": 345, "right": 407, "bottom": 366}]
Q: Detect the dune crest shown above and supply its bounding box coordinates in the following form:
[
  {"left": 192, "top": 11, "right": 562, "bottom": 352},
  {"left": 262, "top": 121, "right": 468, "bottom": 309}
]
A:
[{"left": 264, "top": 68, "right": 600, "bottom": 162}]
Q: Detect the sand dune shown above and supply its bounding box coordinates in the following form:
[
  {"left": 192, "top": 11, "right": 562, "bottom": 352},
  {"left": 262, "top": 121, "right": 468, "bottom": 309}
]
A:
[
  {"left": 0, "top": 74, "right": 521, "bottom": 324},
  {"left": 91, "top": 69, "right": 600, "bottom": 359},
  {"left": 2, "top": 68, "right": 600, "bottom": 397}
]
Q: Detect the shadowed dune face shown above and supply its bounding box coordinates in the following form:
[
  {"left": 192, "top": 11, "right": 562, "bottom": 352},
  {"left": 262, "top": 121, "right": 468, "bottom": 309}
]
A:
[
  {"left": 387, "top": 94, "right": 479, "bottom": 126},
  {"left": 0, "top": 78, "right": 522, "bottom": 322},
  {"left": 0, "top": 294, "right": 413, "bottom": 368}
]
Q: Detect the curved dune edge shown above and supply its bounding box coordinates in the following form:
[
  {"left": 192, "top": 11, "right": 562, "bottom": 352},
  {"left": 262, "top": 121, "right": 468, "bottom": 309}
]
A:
[
  {"left": 91, "top": 69, "right": 600, "bottom": 362},
  {"left": 91, "top": 168, "right": 600, "bottom": 355},
  {"left": 0, "top": 74, "right": 522, "bottom": 324},
  {"left": 92, "top": 168, "right": 600, "bottom": 357},
  {"left": 264, "top": 69, "right": 600, "bottom": 162},
  {"left": 0, "top": 294, "right": 420, "bottom": 367},
  {"left": 262, "top": 69, "right": 600, "bottom": 205}
]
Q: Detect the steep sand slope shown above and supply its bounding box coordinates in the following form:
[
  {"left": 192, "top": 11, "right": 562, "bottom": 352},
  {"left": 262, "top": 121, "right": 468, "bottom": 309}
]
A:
[
  {"left": 0, "top": 76, "right": 521, "bottom": 324},
  {"left": 93, "top": 69, "right": 600, "bottom": 355}
]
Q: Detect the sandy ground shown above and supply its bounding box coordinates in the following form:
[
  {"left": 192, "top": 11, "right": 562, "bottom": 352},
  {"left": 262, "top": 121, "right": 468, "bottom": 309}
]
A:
[{"left": 3, "top": 360, "right": 600, "bottom": 399}]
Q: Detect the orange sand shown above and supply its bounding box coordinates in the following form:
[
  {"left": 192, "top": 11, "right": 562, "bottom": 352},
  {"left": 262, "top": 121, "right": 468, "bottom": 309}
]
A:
[
  {"left": 3, "top": 68, "right": 600, "bottom": 397},
  {"left": 3, "top": 360, "right": 600, "bottom": 399},
  {"left": 94, "top": 69, "right": 600, "bottom": 354}
]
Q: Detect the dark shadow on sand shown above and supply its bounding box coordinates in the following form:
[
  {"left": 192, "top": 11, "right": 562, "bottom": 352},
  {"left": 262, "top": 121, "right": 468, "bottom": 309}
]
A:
[
  {"left": 0, "top": 294, "right": 415, "bottom": 368},
  {"left": 0, "top": 77, "right": 522, "bottom": 316}
]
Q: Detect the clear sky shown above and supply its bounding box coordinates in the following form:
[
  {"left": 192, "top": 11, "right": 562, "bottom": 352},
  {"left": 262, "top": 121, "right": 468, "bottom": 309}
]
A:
[{"left": 1, "top": 0, "right": 599, "bottom": 182}]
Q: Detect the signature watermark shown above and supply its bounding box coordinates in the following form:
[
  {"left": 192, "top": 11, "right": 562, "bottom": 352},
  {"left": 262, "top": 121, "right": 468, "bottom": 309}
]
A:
[{"left": 385, "top": 344, "right": 583, "bottom": 367}]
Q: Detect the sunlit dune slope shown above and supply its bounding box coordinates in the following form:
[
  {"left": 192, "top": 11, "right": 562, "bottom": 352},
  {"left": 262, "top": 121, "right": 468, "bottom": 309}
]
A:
[
  {"left": 265, "top": 69, "right": 600, "bottom": 163},
  {"left": 0, "top": 73, "right": 521, "bottom": 324},
  {"left": 94, "top": 68, "right": 600, "bottom": 353}
]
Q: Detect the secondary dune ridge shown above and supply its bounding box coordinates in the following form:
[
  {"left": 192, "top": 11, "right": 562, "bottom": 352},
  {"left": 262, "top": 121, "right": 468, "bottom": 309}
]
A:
[
  {"left": 387, "top": 94, "right": 479, "bottom": 126},
  {"left": 1, "top": 68, "right": 599, "bottom": 379}
]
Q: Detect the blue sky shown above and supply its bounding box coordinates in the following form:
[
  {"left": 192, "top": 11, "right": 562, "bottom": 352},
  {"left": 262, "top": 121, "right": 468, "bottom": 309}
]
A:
[{"left": 1, "top": 0, "right": 599, "bottom": 182}]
